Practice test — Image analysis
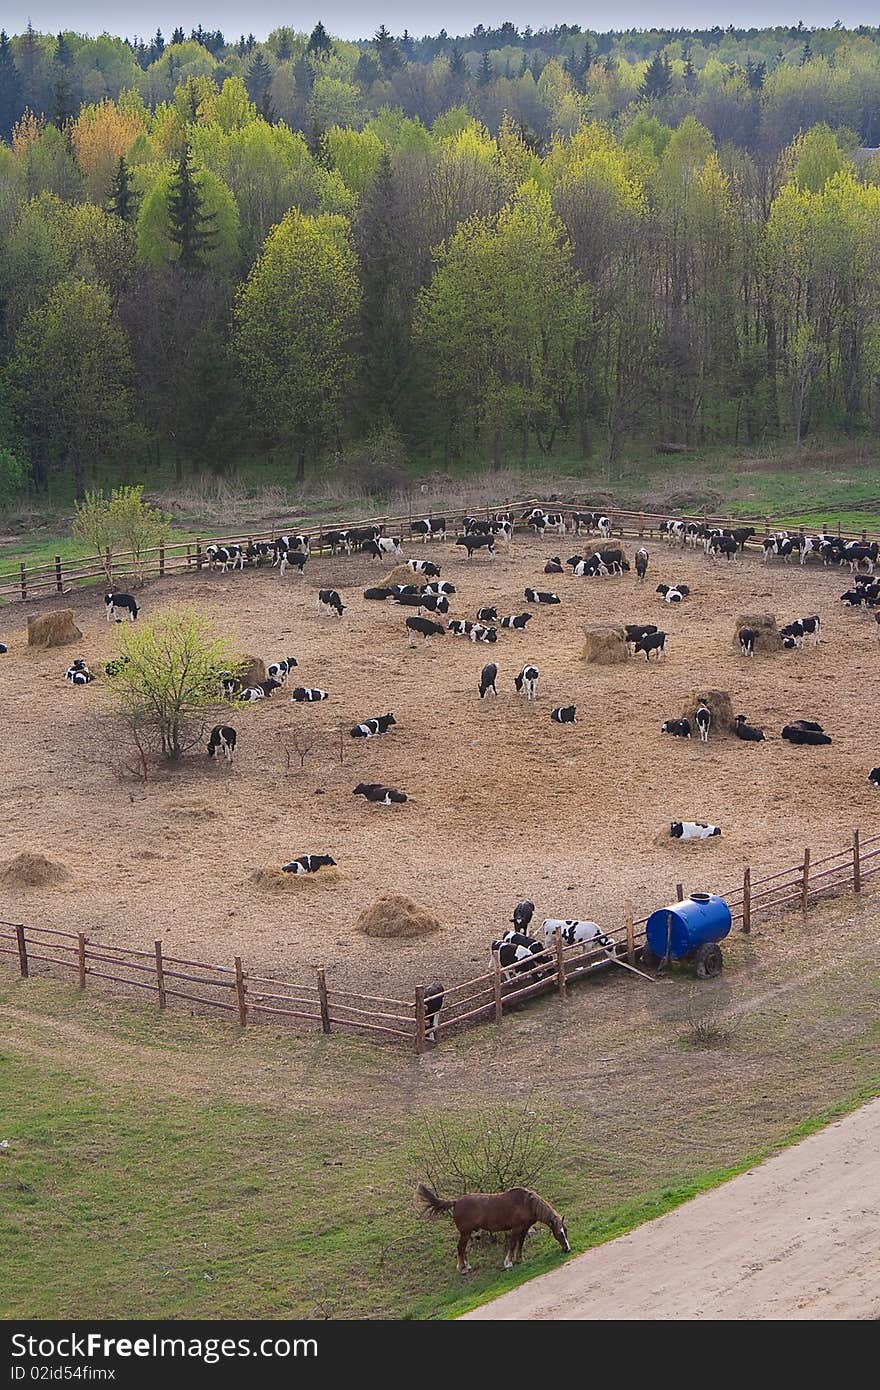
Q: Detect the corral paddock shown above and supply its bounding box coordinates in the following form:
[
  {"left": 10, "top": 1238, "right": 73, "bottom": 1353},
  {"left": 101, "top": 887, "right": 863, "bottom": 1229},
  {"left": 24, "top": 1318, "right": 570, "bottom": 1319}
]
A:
[{"left": 2, "top": 535, "right": 879, "bottom": 998}]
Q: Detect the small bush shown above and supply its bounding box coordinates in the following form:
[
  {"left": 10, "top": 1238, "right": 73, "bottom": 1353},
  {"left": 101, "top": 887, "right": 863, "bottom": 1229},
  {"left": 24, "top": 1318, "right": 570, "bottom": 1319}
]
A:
[
  {"left": 73, "top": 485, "right": 170, "bottom": 582},
  {"left": 405, "top": 1101, "right": 574, "bottom": 1196},
  {"left": 679, "top": 987, "right": 734, "bottom": 1050}
]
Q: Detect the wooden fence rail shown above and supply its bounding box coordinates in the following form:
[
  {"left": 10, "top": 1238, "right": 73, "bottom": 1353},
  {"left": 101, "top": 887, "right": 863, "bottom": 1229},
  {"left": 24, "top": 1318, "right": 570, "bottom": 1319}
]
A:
[
  {"left": 2, "top": 493, "right": 873, "bottom": 606},
  {"left": 1, "top": 822, "right": 876, "bottom": 1049}
]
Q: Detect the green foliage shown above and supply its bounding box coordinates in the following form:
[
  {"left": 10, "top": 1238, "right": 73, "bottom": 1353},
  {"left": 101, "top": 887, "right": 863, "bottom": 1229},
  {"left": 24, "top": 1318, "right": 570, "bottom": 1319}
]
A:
[
  {"left": 72, "top": 485, "right": 170, "bottom": 578},
  {"left": 104, "top": 607, "right": 240, "bottom": 759},
  {"left": 136, "top": 154, "right": 239, "bottom": 272},
  {"left": 0, "top": 446, "right": 26, "bottom": 505}
]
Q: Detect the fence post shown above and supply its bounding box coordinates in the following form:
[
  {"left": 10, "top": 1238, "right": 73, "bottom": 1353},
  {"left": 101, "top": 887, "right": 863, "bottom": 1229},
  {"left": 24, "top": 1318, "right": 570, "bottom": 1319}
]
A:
[
  {"left": 77, "top": 933, "right": 87, "bottom": 990},
  {"left": 234, "top": 956, "right": 247, "bottom": 1026},
  {"left": 801, "top": 848, "right": 811, "bottom": 914},
  {"left": 105, "top": 547, "right": 112, "bottom": 583},
  {"left": 625, "top": 901, "right": 635, "bottom": 965},
  {"left": 853, "top": 829, "right": 861, "bottom": 894},
  {"left": 742, "top": 866, "right": 751, "bottom": 933},
  {"left": 675, "top": 882, "right": 684, "bottom": 901},
  {"left": 15, "top": 924, "right": 28, "bottom": 978},
  {"left": 159, "top": 544, "right": 165, "bottom": 578},
  {"left": 414, "top": 985, "right": 426, "bottom": 1054},
  {"left": 555, "top": 932, "right": 566, "bottom": 995},
  {"left": 638, "top": 512, "right": 644, "bottom": 538},
  {"left": 492, "top": 953, "right": 503, "bottom": 1023},
  {"left": 196, "top": 538, "right": 203, "bottom": 570},
  {"left": 55, "top": 555, "right": 63, "bottom": 593},
  {"left": 19, "top": 562, "right": 26, "bottom": 600},
  {"left": 186, "top": 544, "right": 192, "bottom": 570},
  {"left": 317, "top": 967, "right": 331, "bottom": 1034},
  {"left": 154, "top": 940, "right": 166, "bottom": 1008}
]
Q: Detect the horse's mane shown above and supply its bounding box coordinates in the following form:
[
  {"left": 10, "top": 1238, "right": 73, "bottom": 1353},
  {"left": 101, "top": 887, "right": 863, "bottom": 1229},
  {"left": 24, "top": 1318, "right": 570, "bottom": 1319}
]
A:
[{"left": 529, "top": 1190, "right": 562, "bottom": 1227}]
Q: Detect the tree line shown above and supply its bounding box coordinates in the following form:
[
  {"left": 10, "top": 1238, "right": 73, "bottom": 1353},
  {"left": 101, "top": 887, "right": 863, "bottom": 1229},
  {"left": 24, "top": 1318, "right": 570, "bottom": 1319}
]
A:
[{"left": 0, "top": 22, "right": 879, "bottom": 498}]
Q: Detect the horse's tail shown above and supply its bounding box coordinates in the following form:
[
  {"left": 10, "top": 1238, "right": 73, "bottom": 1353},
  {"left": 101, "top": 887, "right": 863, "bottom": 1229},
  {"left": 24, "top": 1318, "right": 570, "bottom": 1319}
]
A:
[{"left": 415, "top": 1183, "right": 454, "bottom": 1218}]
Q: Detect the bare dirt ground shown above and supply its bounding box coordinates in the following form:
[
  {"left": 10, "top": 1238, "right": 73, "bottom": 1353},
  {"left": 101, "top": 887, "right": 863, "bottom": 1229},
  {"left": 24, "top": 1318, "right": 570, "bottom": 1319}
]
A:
[
  {"left": 464, "top": 1096, "right": 880, "bottom": 1321},
  {"left": 2, "top": 533, "right": 880, "bottom": 996}
]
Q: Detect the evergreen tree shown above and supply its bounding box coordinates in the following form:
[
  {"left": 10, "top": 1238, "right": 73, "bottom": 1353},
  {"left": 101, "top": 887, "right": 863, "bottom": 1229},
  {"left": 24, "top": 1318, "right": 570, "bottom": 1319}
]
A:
[
  {"left": 171, "top": 27, "right": 185, "bottom": 45},
  {"left": 0, "top": 31, "right": 23, "bottom": 141},
  {"left": 276, "top": 30, "right": 292, "bottom": 62},
  {"left": 152, "top": 28, "right": 165, "bottom": 58},
  {"left": 449, "top": 45, "right": 466, "bottom": 76},
  {"left": 641, "top": 52, "right": 672, "bottom": 100},
  {"left": 307, "top": 21, "right": 332, "bottom": 59},
  {"left": 373, "top": 24, "right": 402, "bottom": 73},
  {"left": 108, "top": 155, "right": 137, "bottom": 224},
  {"left": 166, "top": 146, "right": 217, "bottom": 272},
  {"left": 477, "top": 51, "right": 493, "bottom": 85},
  {"left": 52, "top": 33, "right": 77, "bottom": 128},
  {"left": 17, "top": 21, "right": 40, "bottom": 113},
  {"left": 801, "top": 40, "right": 813, "bottom": 65},
  {"left": 683, "top": 47, "right": 697, "bottom": 94},
  {"left": 356, "top": 152, "right": 412, "bottom": 424},
  {"left": 246, "top": 50, "right": 273, "bottom": 119},
  {"left": 354, "top": 51, "right": 380, "bottom": 84}
]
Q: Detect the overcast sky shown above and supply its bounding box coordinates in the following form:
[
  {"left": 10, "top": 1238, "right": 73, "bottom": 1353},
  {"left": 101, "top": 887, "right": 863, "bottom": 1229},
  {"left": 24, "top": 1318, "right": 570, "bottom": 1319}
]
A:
[{"left": 4, "top": 5, "right": 877, "bottom": 42}]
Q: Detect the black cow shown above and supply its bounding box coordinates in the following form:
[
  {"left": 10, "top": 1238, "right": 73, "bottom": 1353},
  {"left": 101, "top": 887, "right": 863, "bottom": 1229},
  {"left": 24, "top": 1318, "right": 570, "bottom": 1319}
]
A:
[
  {"left": 424, "top": 980, "right": 445, "bottom": 1042},
  {"left": 544, "top": 557, "right": 564, "bottom": 574},
  {"left": 511, "top": 900, "right": 535, "bottom": 931},
  {"left": 407, "top": 616, "right": 446, "bottom": 646},
  {"left": 782, "top": 720, "right": 831, "bottom": 745},
  {"left": 739, "top": 628, "right": 758, "bottom": 657},
  {"left": 207, "top": 725, "right": 237, "bottom": 762},
  {"left": 410, "top": 518, "right": 446, "bottom": 543},
  {"left": 105, "top": 591, "right": 138, "bottom": 622},
  {"left": 635, "top": 548, "right": 649, "bottom": 582},
  {"left": 479, "top": 662, "right": 498, "bottom": 698},
  {"left": 363, "top": 586, "right": 393, "bottom": 600},
  {"left": 635, "top": 631, "right": 666, "bottom": 661},
  {"left": 551, "top": 705, "right": 576, "bottom": 724},
  {"left": 661, "top": 718, "right": 691, "bottom": 738},
  {"left": 456, "top": 534, "right": 495, "bottom": 559},
  {"left": 734, "top": 714, "right": 765, "bottom": 742},
  {"left": 353, "top": 783, "right": 407, "bottom": 804}
]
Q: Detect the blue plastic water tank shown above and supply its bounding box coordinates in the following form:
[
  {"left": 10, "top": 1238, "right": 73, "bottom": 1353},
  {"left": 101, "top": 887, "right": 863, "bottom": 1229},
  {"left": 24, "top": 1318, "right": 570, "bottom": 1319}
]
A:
[{"left": 645, "top": 892, "right": 732, "bottom": 960}]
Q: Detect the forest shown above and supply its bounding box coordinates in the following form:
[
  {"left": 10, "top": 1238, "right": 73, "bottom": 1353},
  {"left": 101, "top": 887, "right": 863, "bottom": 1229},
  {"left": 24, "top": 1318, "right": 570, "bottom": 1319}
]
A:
[{"left": 0, "top": 19, "right": 879, "bottom": 501}]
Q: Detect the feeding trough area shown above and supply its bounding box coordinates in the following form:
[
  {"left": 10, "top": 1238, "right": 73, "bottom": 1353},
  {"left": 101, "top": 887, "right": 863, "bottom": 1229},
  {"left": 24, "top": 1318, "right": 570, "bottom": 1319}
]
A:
[{"left": 642, "top": 892, "right": 732, "bottom": 978}]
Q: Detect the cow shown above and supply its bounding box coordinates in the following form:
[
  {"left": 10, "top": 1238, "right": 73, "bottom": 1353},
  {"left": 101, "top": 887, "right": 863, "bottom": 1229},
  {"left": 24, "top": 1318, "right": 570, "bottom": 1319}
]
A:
[
  {"left": 279, "top": 548, "right": 308, "bottom": 577},
  {"left": 317, "top": 589, "right": 345, "bottom": 618},
  {"left": 423, "top": 981, "right": 445, "bottom": 1042},
  {"left": 524, "top": 589, "right": 560, "bottom": 604},
  {"left": 410, "top": 518, "right": 446, "bottom": 543},
  {"left": 350, "top": 713, "right": 396, "bottom": 738},
  {"left": 514, "top": 665, "right": 539, "bottom": 700},
  {"left": 407, "top": 559, "right": 442, "bottom": 577},
  {"left": 624, "top": 623, "right": 658, "bottom": 650},
  {"left": 407, "top": 616, "right": 446, "bottom": 646},
  {"left": 476, "top": 607, "right": 498, "bottom": 624},
  {"left": 540, "top": 919, "right": 612, "bottom": 949},
  {"left": 455, "top": 534, "right": 495, "bottom": 560},
  {"left": 290, "top": 687, "right": 329, "bottom": 702},
  {"left": 490, "top": 933, "right": 547, "bottom": 981},
  {"left": 734, "top": 714, "right": 765, "bottom": 742},
  {"left": 267, "top": 656, "right": 298, "bottom": 683},
  {"left": 782, "top": 721, "right": 832, "bottom": 746},
  {"left": 695, "top": 702, "right": 711, "bottom": 743},
  {"left": 869, "top": 768, "right": 880, "bottom": 788},
  {"left": 469, "top": 625, "right": 498, "bottom": 643},
  {"left": 348, "top": 525, "right": 382, "bottom": 548},
  {"left": 499, "top": 613, "right": 532, "bottom": 630},
  {"left": 207, "top": 725, "right": 236, "bottom": 762},
  {"left": 281, "top": 854, "right": 336, "bottom": 874},
  {"left": 739, "top": 627, "right": 758, "bottom": 657},
  {"left": 240, "top": 678, "right": 282, "bottom": 701},
  {"left": 635, "top": 631, "right": 666, "bottom": 661},
  {"left": 635, "top": 548, "right": 649, "bottom": 582},
  {"left": 670, "top": 822, "right": 721, "bottom": 840},
  {"left": 353, "top": 783, "right": 407, "bottom": 805},
  {"left": 363, "top": 537, "right": 403, "bottom": 560},
  {"left": 0, "top": 643, "right": 6, "bottom": 654},
  {"left": 105, "top": 591, "right": 138, "bottom": 622},
  {"left": 423, "top": 581, "right": 456, "bottom": 596},
  {"left": 103, "top": 656, "right": 131, "bottom": 678},
  {"left": 205, "top": 544, "right": 244, "bottom": 573},
  {"left": 573, "top": 555, "right": 607, "bottom": 578},
  {"left": 363, "top": 586, "right": 393, "bottom": 600},
  {"left": 322, "top": 530, "right": 353, "bottom": 556},
  {"left": 780, "top": 621, "right": 806, "bottom": 649},
  {"left": 732, "top": 526, "right": 756, "bottom": 552},
  {"left": 65, "top": 659, "right": 93, "bottom": 685},
  {"left": 448, "top": 620, "right": 474, "bottom": 637},
  {"left": 550, "top": 705, "right": 576, "bottom": 724},
  {"left": 661, "top": 718, "right": 691, "bottom": 738},
  {"left": 544, "top": 556, "right": 564, "bottom": 574},
  {"left": 479, "top": 662, "right": 498, "bottom": 699},
  {"left": 218, "top": 671, "right": 242, "bottom": 700},
  {"left": 656, "top": 583, "right": 688, "bottom": 603},
  {"left": 463, "top": 517, "right": 493, "bottom": 535},
  {"left": 511, "top": 900, "right": 535, "bottom": 932},
  {"left": 246, "top": 541, "right": 275, "bottom": 565},
  {"left": 708, "top": 534, "right": 737, "bottom": 562}
]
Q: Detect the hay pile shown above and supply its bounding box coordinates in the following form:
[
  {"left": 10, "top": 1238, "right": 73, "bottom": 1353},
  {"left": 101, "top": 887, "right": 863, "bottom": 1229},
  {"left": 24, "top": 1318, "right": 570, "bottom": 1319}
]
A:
[
  {"left": 734, "top": 613, "right": 779, "bottom": 654},
  {"left": 249, "top": 865, "right": 338, "bottom": 892},
  {"left": 379, "top": 563, "right": 416, "bottom": 587},
  {"left": 356, "top": 893, "right": 442, "bottom": 939},
  {"left": 27, "top": 610, "right": 82, "bottom": 648},
  {"left": 0, "top": 852, "right": 71, "bottom": 888},
  {"left": 581, "top": 623, "right": 628, "bottom": 664},
  {"left": 680, "top": 688, "right": 736, "bottom": 735},
  {"left": 241, "top": 655, "right": 267, "bottom": 686}
]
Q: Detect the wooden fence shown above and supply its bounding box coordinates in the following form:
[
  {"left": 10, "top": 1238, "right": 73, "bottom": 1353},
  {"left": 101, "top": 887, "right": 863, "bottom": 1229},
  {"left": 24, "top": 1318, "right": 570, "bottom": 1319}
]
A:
[
  {"left": 0, "top": 494, "right": 871, "bottom": 607},
  {"left": 3, "top": 827, "right": 877, "bottom": 1051}
]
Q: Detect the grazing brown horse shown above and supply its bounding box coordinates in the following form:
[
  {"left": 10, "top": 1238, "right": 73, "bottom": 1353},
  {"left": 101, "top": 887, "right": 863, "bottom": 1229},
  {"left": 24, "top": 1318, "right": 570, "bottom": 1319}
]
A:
[{"left": 416, "top": 1183, "right": 570, "bottom": 1274}]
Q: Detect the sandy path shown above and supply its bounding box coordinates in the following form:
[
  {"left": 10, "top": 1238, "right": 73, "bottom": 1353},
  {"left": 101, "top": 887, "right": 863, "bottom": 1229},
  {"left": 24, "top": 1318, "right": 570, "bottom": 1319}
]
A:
[{"left": 462, "top": 1099, "right": 880, "bottom": 1320}]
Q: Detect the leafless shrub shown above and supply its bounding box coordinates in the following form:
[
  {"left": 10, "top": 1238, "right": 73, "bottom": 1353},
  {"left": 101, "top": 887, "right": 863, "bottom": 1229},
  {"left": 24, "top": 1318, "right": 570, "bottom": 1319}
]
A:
[
  {"left": 405, "top": 1101, "right": 574, "bottom": 1196},
  {"left": 679, "top": 986, "right": 735, "bottom": 1050}
]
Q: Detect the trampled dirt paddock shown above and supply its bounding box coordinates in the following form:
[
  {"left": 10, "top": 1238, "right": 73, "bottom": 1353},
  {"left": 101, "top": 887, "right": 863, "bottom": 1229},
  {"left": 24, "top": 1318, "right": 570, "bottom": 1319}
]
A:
[{"left": 2, "top": 532, "right": 879, "bottom": 997}]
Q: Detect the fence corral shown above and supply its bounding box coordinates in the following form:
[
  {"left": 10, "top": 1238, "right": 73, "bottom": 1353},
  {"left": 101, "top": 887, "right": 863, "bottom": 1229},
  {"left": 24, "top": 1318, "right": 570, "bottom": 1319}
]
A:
[
  {"left": 0, "top": 497, "right": 869, "bottom": 607},
  {"left": 2, "top": 827, "right": 875, "bottom": 1051}
]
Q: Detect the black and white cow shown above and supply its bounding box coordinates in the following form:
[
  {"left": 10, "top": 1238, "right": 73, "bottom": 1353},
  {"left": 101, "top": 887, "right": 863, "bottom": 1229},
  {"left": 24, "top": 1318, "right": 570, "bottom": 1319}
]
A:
[
  {"left": 635, "top": 547, "right": 649, "bottom": 582},
  {"left": 868, "top": 768, "right": 880, "bottom": 788},
  {"left": 571, "top": 511, "right": 599, "bottom": 535},
  {"left": 353, "top": 782, "right": 407, "bottom": 804},
  {"left": 511, "top": 900, "right": 535, "bottom": 932},
  {"left": 290, "top": 687, "right": 329, "bottom": 702},
  {"left": 407, "top": 616, "right": 446, "bottom": 646},
  {"left": 205, "top": 543, "right": 244, "bottom": 572},
  {"left": 490, "top": 520, "right": 513, "bottom": 545},
  {"left": 348, "top": 525, "right": 382, "bottom": 548},
  {"left": 625, "top": 623, "right": 658, "bottom": 650},
  {"left": 350, "top": 713, "right": 396, "bottom": 738},
  {"left": 780, "top": 621, "right": 806, "bottom": 649},
  {"left": 469, "top": 624, "right": 498, "bottom": 643},
  {"left": 499, "top": 613, "right": 532, "bottom": 630},
  {"left": 739, "top": 627, "right": 758, "bottom": 657},
  {"left": 635, "top": 631, "right": 666, "bottom": 661},
  {"left": 0, "top": 642, "right": 7, "bottom": 654},
  {"left": 65, "top": 659, "right": 93, "bottom": 685},
  {"left": 274, "top": 534, "right": 311, "bottom": 562},
  {"left": 423, "top": 581, "right": 456, "bottom": 596},
  {"left": 734, "top": 714, "right": 765, "bottom": 742},
  {"left": 479, "top": 662, "right": 498, "bottom": 698},
  {"left": 540, "top": 918, "right": 611, "bottom": 949},
  {"left": 544, "top": 556, "right": 564, "bottom": 574},
  {"left": 281, "top": 854, "right": 337, "bottom": 874},
  {"left": 410, "top": 517, "right": 446, "bottom": 543},
  {"left": 246, "top": 541, "right": 275, "bottom": 566},
  {"left": 267, "top": 656, "right": 298, "bottom": 683},
  {"left": 407, "top": 559, "right": 442, "bottom": 577},
  {"left": 363, "top": 537, "right": 403, "bottom": 560},
  {"left": 463, "top": 516, "right": 493, "bottom": 535},
  {"left": 524, "top": 589, "right": 560, "bottom": 604},
  {"left": 322, "top": 530, "right": 353, "bottom": 556},
  {"left": 514, "top": 664, "right": 539, "bottom": 700},
  {"left": 219, "top": 671, "right": 242, "bottom": 699},
  {"left": 695, "top": 702, "right": 711, "bottom": 743},
  {"left": 317, "top": 589, "right": 345, "bottom": 618},
  {"left": 656, "top": 584, "right": 688, "bottom": 603},
  {"left": 476, "top": 606, "right": 498, "bottom": 624},
  {"left": 455, "top": 534, "right": 495, "bottom": 559},
  {"left": 448, "top": 619, "right": 474, "bottom": 637},
  {"left": 550, "top": 705, "right": 576, "bottom": 724},
  {"left": 207, "top": 725, "right": 236, "bottom": 761},
  {"left": 708, "top": 534, "right": 737, "bottom": 562},
  {"left": 799, "top": 615, "right": 821, "bottom": 646},
  {"left": 423, "top": 980, "right": 445, "bottom": 1042},
  {"left": 105, "top": 591, "right": 138, "bottom": 622},
  {"left": 661, "top": 718, "right": 691, "bottom": 738},
  {"left": 670, "top": 822, "right": 721, "bottom": 840},
  {"left": 240, "top": 678, "right": 282, "bottom": 701},
  {"left": 279, "top": 548, "right": 308, "bottom": 577},
  {"left": 490, "top": 933, "right": 547, "bottom": 981}
]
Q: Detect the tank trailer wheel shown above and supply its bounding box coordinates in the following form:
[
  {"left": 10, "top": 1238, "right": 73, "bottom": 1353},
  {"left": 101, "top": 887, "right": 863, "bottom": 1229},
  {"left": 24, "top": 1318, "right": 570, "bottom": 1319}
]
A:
[{"left": 694, "top": 942, "right": 723, "bottom": 979}]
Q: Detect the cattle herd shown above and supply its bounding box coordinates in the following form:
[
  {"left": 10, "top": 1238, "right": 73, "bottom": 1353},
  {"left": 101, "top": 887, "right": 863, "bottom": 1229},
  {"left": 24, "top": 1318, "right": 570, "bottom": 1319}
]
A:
[{"left": 4, "top": 501, "right": 880, "bottom": 1011}]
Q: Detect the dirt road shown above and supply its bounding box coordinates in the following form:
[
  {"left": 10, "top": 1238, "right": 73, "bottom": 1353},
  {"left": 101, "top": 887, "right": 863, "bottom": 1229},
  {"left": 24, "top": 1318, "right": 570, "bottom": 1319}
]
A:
[{"left": 463, "top": 1099, "right": 880, "bottom": 1320}]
